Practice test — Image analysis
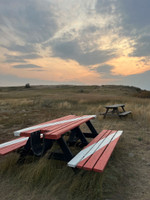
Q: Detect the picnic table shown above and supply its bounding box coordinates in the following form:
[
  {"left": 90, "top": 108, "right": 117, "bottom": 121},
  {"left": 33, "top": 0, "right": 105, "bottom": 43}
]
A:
[
  {"left": 102, "top": 104, "right": 132, "bottom": 118},
  {"left": 1, "top": 114, "right": 124, "bottom": 173},
  {"left": 1, "top": 115, "right": 123, "bottom": 173},
  {"left": 13, "top": 115, "right": 98, "bottom": 161}
]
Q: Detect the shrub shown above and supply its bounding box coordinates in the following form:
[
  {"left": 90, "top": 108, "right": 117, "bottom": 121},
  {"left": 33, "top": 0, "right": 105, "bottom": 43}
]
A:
[
  {"left": 25, "top": 83, "right": 31, "bottom": 88},
  {"left": 41, "top": 99, "right": 53, "bottom": 108}
]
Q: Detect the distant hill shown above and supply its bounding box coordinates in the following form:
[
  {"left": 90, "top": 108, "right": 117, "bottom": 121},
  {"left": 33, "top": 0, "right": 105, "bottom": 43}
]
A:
[{"left": 1, "top": 84, "right": 150, "bottom": 98}]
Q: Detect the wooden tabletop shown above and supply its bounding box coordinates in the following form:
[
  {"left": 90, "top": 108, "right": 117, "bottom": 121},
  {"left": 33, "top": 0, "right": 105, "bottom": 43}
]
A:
[
  {"left": 14, "top": 115, "right": 96, "bottom": 139},
  {"left": 105, "top": 104, "right": 125, "bottom": 109}
]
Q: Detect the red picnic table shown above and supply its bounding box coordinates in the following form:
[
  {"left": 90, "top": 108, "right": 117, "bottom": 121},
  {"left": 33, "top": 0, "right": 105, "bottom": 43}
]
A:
[
  {"left": 1, "top": 114, "right": 123, "bottom": 173},
  {"left": 14, "top": 115, "right": 98, "bottom": 161}
]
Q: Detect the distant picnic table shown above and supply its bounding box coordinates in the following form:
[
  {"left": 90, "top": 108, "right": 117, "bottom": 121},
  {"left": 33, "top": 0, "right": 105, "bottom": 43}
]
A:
[{"left": 102, "top": 104, "right": 132, "bottom": 118}]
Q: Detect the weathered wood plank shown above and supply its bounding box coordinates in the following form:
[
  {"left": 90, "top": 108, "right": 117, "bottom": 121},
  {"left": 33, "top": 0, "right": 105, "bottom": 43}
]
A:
[
  {"left": 68, "top": 130, "right": 123, "bottom": 173},
  {"left": 67, "top": 130, "right": 109, "bottom": 168},
  {"left": 0, "top": 137, "right": 28, "bottom": 155},
  {"left": 119, "top": 111, "right": 132, "bottom": 116},
  {"left": 93, "top": 130, "right": 123, "bottom": 172}
]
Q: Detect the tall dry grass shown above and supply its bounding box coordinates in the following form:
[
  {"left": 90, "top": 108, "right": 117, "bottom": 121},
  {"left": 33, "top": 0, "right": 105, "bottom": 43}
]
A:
[{"left": 0, "top": 85, "right": 150, "bottom": 200}]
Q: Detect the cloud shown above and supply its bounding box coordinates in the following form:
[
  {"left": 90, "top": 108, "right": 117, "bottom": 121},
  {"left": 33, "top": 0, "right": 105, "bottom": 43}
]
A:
[
  {"left": 0, "top": 0, "right": 58, "bottom": 44},
  {"left": 10, "top": 56, "right": 101, "bottom": 85},
  {"left": 2, "top": 44, "right": 36, "bottom": 54},
  {"left": 51, "top": 40, "right": 115, "bottom": 65},
  {"left": 96, "top": 1, "right": 150, "bottom": 57},
  {"left": 13, "top": 64, "right": 42, "bottom": 69},
  {"left": 93, "top": 64, "right": 122, "bottom": 80},
  {"left": 94, "top": 63, "right": 150, "bottom": 90},
  {"left": 118, "top": 0, "right": 150, "bottom": 29},
  {"left": 95, "top": 64, "right": 113, "bottom": 73},
  {"left": 0, "top": 0, "right": 58, "bottom": 68},
  {"left": 131, "top": 36, "right": 150, "bottom": 57},
  {"left": 116, "top": 0, "right": 150, "bottom": 59},
  {"left": 107, "top": 56, "right": 150, "bottom": 76},
  {"left": 4, "top": 56, "right": 27, "bottom": 64},
  {"left": 109, "top": 70, "right": 150, "bottom": 90},
  {"left": 96, "top": 0, "right": 117, "bottom": 15},
  {"left": 4, "top": 54, "right": 41, "bottom": 63},
  {"left": 0, "top": 73, "right": 57, "bottom": 86}
]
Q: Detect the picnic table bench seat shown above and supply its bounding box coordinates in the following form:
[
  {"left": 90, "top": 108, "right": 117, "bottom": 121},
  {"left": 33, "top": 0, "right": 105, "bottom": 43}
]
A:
[
  {"left": 68, "top": 129, "right": 123, "bottom": 172},
  {"left": 119, "top": 111, "right": 132, "bottom": 116},
  {"left": 0, "top": 137, "right": 29, "bottom": 155}
]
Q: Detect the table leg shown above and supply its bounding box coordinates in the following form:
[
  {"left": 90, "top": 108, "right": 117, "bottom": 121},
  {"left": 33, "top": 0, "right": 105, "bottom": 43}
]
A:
[
  {"left": 121, "top": 106, "right": 126, "bottom": 112},
  {"left": 18, "top": 131, "right": 53, "bottom": 159},
  {"left": 104, "top": 108, "right": 109, "bottom": 118},
  {"left": 17, "top": 137, "right": 32, "bottom": 164},
  {"left": 67, "top": 126, "right": 89, "bottom": 147},
  {"left": 113, "top": 108, "right": 120, "bottom": 117},
  {"left": 84, "top": 121, "right": 98, "bottom": 138},
  {"left": 67, "top": 129, "right": 80, "bottom": 146},
  {"left": 73, "top": 127, "right": 89, "bottom": 146},
  {"left": 30, "top": 131, "right": 53, "bottom": 156},
  {"left": 48, "top": 137, "right": 73, "bottom": 161}
]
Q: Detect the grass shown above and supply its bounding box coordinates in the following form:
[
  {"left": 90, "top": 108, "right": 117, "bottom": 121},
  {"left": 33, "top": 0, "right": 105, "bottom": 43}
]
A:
[
  {"left": 0, "top": 85, "right": 150, "bottom": 200},
  {"left": 135, "top": 90, "right": 150, "bottom": 98}
]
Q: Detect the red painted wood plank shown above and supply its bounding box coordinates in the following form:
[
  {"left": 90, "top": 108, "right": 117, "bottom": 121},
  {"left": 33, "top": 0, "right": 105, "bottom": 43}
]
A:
[
  {"left": 0, "top": 138, "right": 28, "bottom": 155},
  {"left": 67, "top": 130, "right": 110, "bottom": 168},
  {"left": 20, "top": 115, "right": 76, "bottom": 137},
  {"left": 45, "top": 116, "right": 96, "bottom": 139},
  {"left": 0, "top": 142, "right": 25, "bottom": 155},
  {"left": 77, "top": 130, "right": 115, "bottom": 169},
  {"left": 82, "top": 129, "right": 109, "bottom": 149},
  {"left": 21, "top": 115, "right": 80, "bottom": 137},
  {"left": 40, "top": 115, "right": 77, "bottom": 131},
  {"left": 42, "top": 115, "right": 95, "bottom": 133},
  {"left": 45, "top": 116, "right": 90, "bottom": 139},
  {"left": 41, "top": 115, "right": 82, "bottom": 133},
  {"left": 93, "top": 131, "right": 123, "bottom": 172}
]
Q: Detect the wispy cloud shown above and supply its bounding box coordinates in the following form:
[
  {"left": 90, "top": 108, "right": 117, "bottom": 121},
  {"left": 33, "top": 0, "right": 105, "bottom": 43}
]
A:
[{"left": 13, "top": 64, "right": 42, "bottom": 69}]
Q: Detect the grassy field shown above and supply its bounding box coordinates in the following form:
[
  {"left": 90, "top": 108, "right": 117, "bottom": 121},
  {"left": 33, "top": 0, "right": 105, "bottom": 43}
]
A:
[{"left": 0, "top": 85, "right": 150, "bottom": 200}]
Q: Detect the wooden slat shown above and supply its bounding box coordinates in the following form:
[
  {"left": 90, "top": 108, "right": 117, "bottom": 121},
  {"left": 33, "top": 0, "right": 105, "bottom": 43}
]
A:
[
  {"left": 0, "top": 137, "right": 28, "bottom": 155},
  {"left": 78, "top": 130, "right": 116, "bottom": 169},
  {"left": 67, "top": 130, "right": 109, "bottom": 168},
  {"left": 93, "top": 130, "right": 123, "bottom": 172},
  {"left": 68, "top": 130, "right": 123, "bottom": 172},
  {"left": 19, "top": 115, "right": 96, "bottom": 138},
  {"left": 42, "top": 115, "right": 86, "bottom": 134},
  {"left": 68, "top": 130, "right": 108, "bottom": 168},
  {"left": 40, "top": 115, "right": 77, "bottom": 131},
  {"left": 119, "top": 111, "right": 131, "bottom": 116},
  {"left": 21, "top": 115, "right": 91, "bottom": 139},
  {"left": 20, "top": 115, "right": 76, "bottom": 137},
  {"left": 16, "top": 115, "right": 75, "bottom": 136},
  {"left": 45, "top": 115, "right": 96, "bottom": 139},
  {"left": 105, "top": 104, "right": 125, "bottom": 108}
]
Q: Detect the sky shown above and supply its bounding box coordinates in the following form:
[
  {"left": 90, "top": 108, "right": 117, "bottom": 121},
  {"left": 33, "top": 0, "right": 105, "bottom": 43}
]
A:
[{"left": 0, "top": 0, "right": 150, "bottom": 90}]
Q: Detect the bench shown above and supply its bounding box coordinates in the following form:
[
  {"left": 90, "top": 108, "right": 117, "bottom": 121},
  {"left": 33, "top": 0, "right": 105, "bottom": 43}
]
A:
[
  {"left": 68, "top": 129, "right": 123, "bottom": 172},
  {"left": 0, "top": 137, "right": 28, "bottom": 155},
  {"left": 119, "top": 111, "right": 132, "bottom": 117}
]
